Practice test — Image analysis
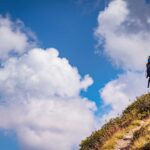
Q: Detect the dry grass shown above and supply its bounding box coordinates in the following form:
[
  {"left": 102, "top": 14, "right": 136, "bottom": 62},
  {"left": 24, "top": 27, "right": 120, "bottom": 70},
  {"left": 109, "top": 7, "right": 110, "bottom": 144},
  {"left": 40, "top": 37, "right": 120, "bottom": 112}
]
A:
[
  {"left": 79, "top": 93, "right": 150, "bottom": 150},
  {"left": 101, "top": 120, "right": 142, "bottom": 150},
  {"left": 130, "top": 119, "right": 150, "bottom": 150}
]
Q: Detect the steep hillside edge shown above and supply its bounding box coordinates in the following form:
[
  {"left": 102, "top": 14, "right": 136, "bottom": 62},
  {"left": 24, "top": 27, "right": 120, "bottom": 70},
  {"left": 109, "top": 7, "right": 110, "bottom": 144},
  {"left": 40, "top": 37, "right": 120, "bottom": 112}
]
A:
[{"left": 79, "top": 93, "right": 150, "bottom": 150}]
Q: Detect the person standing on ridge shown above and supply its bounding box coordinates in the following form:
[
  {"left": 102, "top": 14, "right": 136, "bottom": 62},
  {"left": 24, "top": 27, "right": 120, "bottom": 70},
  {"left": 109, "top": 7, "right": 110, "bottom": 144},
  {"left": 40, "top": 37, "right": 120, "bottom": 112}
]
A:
[{"left": 146, "top": 56, "right": 150, "bottom": 88}]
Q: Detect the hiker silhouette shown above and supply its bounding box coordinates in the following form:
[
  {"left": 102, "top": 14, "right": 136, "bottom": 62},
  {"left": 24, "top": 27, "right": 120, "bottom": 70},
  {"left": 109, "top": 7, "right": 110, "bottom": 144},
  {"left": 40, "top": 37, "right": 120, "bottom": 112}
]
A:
[{"left": 146, "top": 56, "right": 150, "bottom": 88}]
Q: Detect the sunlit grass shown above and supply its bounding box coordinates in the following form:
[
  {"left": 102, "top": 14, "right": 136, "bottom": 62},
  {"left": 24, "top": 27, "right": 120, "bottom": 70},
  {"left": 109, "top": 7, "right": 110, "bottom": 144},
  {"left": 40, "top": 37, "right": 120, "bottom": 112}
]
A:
[
  {"left": 101, "top": 120, "right": 142, "bottom": 150},
  {"left": 79, "top": 93, "right": 150, "bottom": 150},
  {"left": 131, "top": 120, "right": 141, "bottom": 127},
  {"left": 131, "top": 119, "right": 150, "bottom": 150}
]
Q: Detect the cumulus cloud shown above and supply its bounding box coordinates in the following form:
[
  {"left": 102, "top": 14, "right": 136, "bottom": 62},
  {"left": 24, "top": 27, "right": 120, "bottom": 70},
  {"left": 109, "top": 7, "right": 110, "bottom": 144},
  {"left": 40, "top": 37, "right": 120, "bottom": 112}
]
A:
[
  {"left": 0, "top": 48, "right": 93, "bottom": 99},
  {"left": 100, "top": 72, "right": 147, "bottom": 122},
  {"left": 0, "top": 15, "right": 36, "bottom": 61},
  {"left": 95, "top": 0, "right": 149, "bottom": 121},
  {"left": 0, "top": 16, "right": 96, "bottom": 150},
  {"left": 96, "top": 0, "right": 150, "bottom": 71},
  {"left": 0, "top": 98, "right": 96, "bottom": 150},
  {"left": 124, "top": 0, "right": 150, "bottom": 32}
]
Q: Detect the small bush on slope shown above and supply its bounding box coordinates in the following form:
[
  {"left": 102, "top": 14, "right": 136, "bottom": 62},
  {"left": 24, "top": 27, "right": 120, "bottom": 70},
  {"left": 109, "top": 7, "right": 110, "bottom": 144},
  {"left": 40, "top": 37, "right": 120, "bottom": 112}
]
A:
[{"left": 79, "top": 93, "right": 150, "bottom": 150}]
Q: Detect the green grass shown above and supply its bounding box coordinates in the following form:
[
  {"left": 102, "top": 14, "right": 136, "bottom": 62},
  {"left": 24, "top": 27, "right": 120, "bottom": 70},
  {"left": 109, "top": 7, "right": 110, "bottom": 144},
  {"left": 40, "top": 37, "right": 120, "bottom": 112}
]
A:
[{"left": 79, "top": 93, "right": 150, "bottom": 150}]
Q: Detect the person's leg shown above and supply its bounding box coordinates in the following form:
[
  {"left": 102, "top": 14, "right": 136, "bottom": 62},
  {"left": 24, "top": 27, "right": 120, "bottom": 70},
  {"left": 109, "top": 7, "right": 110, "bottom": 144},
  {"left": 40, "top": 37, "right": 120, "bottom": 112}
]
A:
[{"left": 148, "top": 78, "right": 150, "bottom": 88}]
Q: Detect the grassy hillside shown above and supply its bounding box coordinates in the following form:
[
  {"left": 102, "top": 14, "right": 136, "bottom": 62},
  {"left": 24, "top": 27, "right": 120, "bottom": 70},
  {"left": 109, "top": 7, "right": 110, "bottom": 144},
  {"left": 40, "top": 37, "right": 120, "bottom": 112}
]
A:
[{"left": 79, "top": 93, "right": 150, "bottom": 150}]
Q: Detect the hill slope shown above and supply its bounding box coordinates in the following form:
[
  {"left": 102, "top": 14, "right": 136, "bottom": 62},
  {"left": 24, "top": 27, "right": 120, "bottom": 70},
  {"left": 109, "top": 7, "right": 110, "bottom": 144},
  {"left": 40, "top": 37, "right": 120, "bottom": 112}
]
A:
[{"left": 79, "top": 93, "right": 150, "bottom": 150}]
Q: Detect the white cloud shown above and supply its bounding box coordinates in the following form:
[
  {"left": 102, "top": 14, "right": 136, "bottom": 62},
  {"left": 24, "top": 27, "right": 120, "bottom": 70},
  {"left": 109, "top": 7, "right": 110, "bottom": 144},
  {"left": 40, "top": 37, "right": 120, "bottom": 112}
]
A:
[
  {"left": 95, "top": 0, "right": 150, "bottom": 71},
  {"left": 147, "top": 18, "right": 150, "bottom": 24},
  {"left": 0, "top": 98, "right": 96, "bottom": 150},
  {"left": 0, "top": 48, "right": 93, "bottom": 99},
  {"left": 100, "top": 72, "right": 147, "bottom": 121},
  {"left": 0, "top": 48, "right": 96, "bottom": 150},
  {"left": 0, "top": 17, "right": 96, "bottom": 150},
  {"left": 95, "top": 0, "right": 149, "bottom": 123},
  {"left": 0, "top": 15, "right": 36, "bottom": 61}
]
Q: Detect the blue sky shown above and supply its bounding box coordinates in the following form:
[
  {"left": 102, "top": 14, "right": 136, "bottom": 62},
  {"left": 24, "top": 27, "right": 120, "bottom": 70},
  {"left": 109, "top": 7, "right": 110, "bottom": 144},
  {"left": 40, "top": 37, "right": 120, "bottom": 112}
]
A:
[
  {"left": 0, "top": 0, "right": 118, "bottom": 105},
  {"left": 0, "top": 0, "right": 149, "bottom": 149},
  {"left": 0, "top": 0, "right": 119, "bottom": 149},
  {"left": 0, "top": 1, "right": 117, "bottom": 149}
]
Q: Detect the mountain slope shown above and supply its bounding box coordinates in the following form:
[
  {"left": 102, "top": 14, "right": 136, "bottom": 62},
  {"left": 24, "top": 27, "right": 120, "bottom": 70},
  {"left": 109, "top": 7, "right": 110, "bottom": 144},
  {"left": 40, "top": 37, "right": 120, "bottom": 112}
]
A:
[{"left": 79, "top": 93, "right": 150, "bottom": 150}]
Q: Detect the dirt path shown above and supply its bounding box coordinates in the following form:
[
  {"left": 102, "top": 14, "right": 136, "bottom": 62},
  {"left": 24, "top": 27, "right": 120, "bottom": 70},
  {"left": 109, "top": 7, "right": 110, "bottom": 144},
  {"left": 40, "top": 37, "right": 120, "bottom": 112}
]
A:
[{"left": 114, "top": 121, "right": 145, "bottom": 150}]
